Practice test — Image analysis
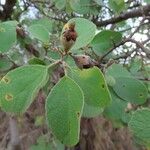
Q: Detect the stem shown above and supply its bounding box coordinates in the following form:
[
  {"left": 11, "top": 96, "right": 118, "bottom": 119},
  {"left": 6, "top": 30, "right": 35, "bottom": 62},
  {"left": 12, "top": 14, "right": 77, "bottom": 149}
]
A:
[{"left": 47, "top": 60, "right": 62, "bottom": 70}]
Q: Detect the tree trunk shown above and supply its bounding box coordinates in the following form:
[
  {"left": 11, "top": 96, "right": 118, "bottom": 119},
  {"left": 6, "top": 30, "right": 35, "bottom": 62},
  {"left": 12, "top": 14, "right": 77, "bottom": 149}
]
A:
[{"left": 72, "top": 116, "right": 145, "bottom": 150}]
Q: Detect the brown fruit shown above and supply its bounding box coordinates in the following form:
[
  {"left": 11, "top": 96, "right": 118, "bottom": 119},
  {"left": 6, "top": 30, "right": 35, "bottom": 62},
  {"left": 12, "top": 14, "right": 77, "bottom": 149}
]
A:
[
  {"left": 72, "top": 54, "right": 98, "bottom": 69},
  {"left": 60, "top": 22, "right": 77, "bottom": 53}
]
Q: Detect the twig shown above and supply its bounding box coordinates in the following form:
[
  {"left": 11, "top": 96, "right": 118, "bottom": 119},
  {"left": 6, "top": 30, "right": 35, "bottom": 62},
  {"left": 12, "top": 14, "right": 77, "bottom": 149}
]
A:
[
  {"left": 119, "top": 22, "right": 149, "bottom": 33},
  {"left": 126, "top": 38, "right": 150, "bottom": 58},
  {"left": 114, "top": 49, "right": 136, "bottom": 60},
  {"left": 128, "top": 18, "right": 146, "bottom": 38},
  {"left": 99, "top": 40, "right": 127, "bottom": 62}
]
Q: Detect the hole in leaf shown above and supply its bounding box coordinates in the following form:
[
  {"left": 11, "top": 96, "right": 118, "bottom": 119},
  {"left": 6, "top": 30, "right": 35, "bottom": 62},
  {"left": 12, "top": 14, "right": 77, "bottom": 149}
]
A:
[{"left": 5, "top": 93, "right": 13, "bottom": 101}]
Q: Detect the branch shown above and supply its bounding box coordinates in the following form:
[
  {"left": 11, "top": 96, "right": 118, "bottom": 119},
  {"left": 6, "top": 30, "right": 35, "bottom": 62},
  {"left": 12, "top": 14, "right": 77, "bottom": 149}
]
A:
[
  {"left": 126, "top": 38, "right": 150, "bottom": 58},
  {"left": 95, "top": 4, "right": 150, "bottom": 27},
  {"left": 114, "top": 49, "right": 136, "bottom": 60},
  {"left": 99, "top": 39, "right": 127, "bottom": 62}
]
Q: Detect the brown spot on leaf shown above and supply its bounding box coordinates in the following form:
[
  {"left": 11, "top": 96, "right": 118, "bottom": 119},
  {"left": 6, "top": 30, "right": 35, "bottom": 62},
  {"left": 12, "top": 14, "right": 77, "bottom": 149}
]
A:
[
  {"left": 5, "top": 93, "right": 13, "bottom": 101},
  {"left": 77, "top": 112, "right": 80, "bottom": 118},
  {"left": 0, "top": 27, "right": 5, "bottom": 32},
  {"left": 2, "top": 76, "right": 10, "bottom": 84}
]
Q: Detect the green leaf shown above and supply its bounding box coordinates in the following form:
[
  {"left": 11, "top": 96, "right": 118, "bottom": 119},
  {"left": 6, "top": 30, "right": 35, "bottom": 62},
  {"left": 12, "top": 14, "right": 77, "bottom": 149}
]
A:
[
  {"left": 0, "top": 57, "right": 13, "bottom": 72},
  {"left": 46, "top": 76, "right": 84, "bottom": 146},
  {"left": 106, "top": 64, "right": 131, "bottom": 78},
  {"left": 66, "top": 1, "right": 73, "bottom": 14},
  {"left": 34, "top": 115, "right": 45, "bottom": 127},
  {"left": 31, "top": 18, "right": 53, "bottom": 32},
  {"left": 93, "top": 0, "right": 103, "bottom": 5},
  {"left": 130, "top": 57, "right": 142, "bottom": 74},
  {"left": 109, "top": 0, "right": 125, "bottom": 14},
  {"left": 70, "top": 0, "right": 101, "bottom": 15},
  {"left": 129, "top": 108, "right": 150, "bottom": 147},
  {"left": 82, "top": 103, "right": 103, "bottom": 118},
  {"left": 113, "top": 77, "right": 148, "bottom": 104},
  {"left": 68, "top": 18, "right": 96, "bottom": 51},
  {"left": 30, "top": 136, "right": 53, "bottom": 150},
  {"left": 0, "top": 21, "right": 17, "bottom": 53},
  {"left": 0, "top": 65, "right": 48, "bottom": 113},
  {"left": 68, "top": 67, "right": 111, "bottom": 117},
  {"left": 104, "top": 89, "right": 130, "bottom": 124},
  {"left": 47, "top": 50, "right": 60, "bottom": 60},
  {"left": 91, "top": 30, "right": 122, "bottom": 56},
  {"left": 105, "top": 75, "right": 116, "bottom": 87},
  {"left": 54, "top": 139, "right": 65, "bottom": 150},
  {"left": 28, "top": 57, "right": 46, "bottom": 65},
  {"left": 55, "top": 0, "right": 66, "bottom": 10},
  {"left": 144, "top": 0, "right": 150, "bottom": 4},
  {"left": 28, "top": 24, "right": 49, "bottom": 43}
]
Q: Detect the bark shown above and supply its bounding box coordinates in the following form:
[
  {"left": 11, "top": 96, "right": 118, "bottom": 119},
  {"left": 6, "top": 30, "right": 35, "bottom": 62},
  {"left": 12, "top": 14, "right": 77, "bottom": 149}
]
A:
[
  {"left": 94, "top": 4, "right": 150, "bottom": 27},
  {"left": 72, "top": 117, "right": 145, "bottom": 150}
]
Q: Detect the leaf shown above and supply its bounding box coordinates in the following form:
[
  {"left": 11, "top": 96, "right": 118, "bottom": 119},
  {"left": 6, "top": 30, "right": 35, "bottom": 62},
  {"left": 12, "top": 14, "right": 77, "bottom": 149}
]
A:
[
  {"left": 113, "top": 77, "right": 148, "bottom": 104},
  {"left": 28, "top": 57, "right": 46, "bottom": 65},
  {"left": 66, "top": 18, "right": 96, "bottom": 51},
  {"left": 70, "top": 0, "right": 101, "bottom": 15},
  {"left": 66, "top": 1, "right": 73, "bottom": 14},
  {"left": 34, "top": 115, "right": 45, "bottom": 127},
  {"left": 30, "top": 136, "right": 65, "bottom": 150},
  {"left": 106, "top": 64, "right": 131, "bottom": 78},
  {"left": 0, "top": 57, "right": 13, "bottom": 72},
  {"left": 55, "top": 0, "right": 66, "bottom": 10},
  {"left": 47, "top": 50, "right": 60, "bottom": 60},
  {"left": 82, "top": 103, "right": 103, "bottom": 118},
  {"left": 91, "top": 30, "right": 122, "bottom": 56},
  {"left": 93, "top": 0, "right": 103, "bottom": 5},
  {"left": 0, "top": 21, "right": 17, "bottom": 53},
  {"left": 0, "top": 65, "right": 48, "bottom": 113},
  {"left": 30, "top": 136, "right": 53, "bottom": 150},
  {"left": 46, "top": 76, "right": 84, "bottom": 146},
  {"left": 104, "top": 89, "right": 131, "bottom": 124},
  {"left": 28, "top": 24, "right": 49, "bottom": 43},
  {"left": 109, "top": 0, "right": 125, "bottom": 14},
  {"left": 144, "top": 0, "right": 150, "bottom": 3},
  {"left": 105, "top": 75, "right": 116, "bottom": 87},
  {"left": 129, "top": 108, "right": 150, "bottom": 146},
  {"left": 31, "top": 18, "right": 53, "bottom": 32},
  {"left": 68, "top": 67, "right": 111, "bottom": 117},
  {"left": 130, "top": 56, "right": 142, "bottom": 74}
]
